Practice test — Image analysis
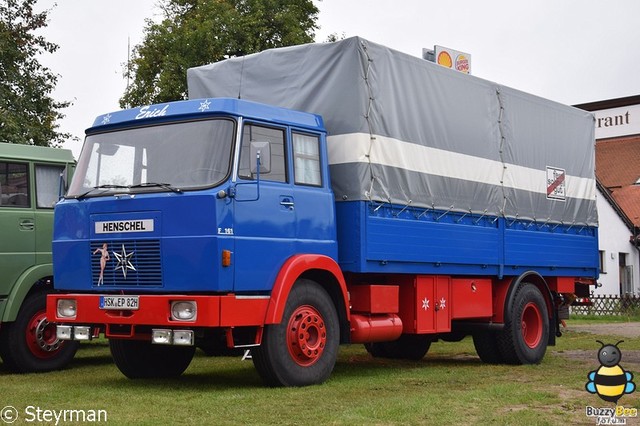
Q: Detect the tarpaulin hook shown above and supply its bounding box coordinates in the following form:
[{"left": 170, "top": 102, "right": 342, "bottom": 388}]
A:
[
  {"left": 436, "top": 205, "right": 454, "bottom": 221},
  {"left": 473, "top": 209, "right": 488, "bottom": 225},
  {"left": 394, "top": 200, "right": 412, "bottom": 217},
  {"left": 456, "top": 209, "right": 472, "bottom": 223}
]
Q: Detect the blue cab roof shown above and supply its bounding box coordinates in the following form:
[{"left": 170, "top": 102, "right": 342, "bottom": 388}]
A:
[{"left": 88, "top": 98, "right": 325, "bottom": 134}]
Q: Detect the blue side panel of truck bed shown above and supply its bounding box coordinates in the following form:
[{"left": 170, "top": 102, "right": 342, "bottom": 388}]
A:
[{"left": 336, "top": 201, "right": 598, "bottom": 278}]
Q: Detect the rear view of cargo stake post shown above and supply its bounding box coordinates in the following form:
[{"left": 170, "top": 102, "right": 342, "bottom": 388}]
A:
[
  {"left": 47, "top": 38, "right": 598, "bottom": 386},
  {"left": 0, "top": 142, "right": 78, "bottom": 373}
]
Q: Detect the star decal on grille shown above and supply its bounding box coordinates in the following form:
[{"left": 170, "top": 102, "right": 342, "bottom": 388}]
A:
[{"left": 113, "top": 244, "right": 136, "bottom": 279}]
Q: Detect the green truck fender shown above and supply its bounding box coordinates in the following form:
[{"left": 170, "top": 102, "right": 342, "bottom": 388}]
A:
[{"left": 1, "top": 263, "right": 53, "bottom": 323}]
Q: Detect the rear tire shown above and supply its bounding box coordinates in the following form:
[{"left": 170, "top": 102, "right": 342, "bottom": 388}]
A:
[
  {"left": 252, "top": 279, "right": 339, "bottom": 386},
  {"left": 497, "top": 283, "right": 549, "bottom": 364},
  {"left": 109, "top": 339, "right": 195, "bottom": 378},
  {"left": 472, "top": 331, "right": 504, "bottom": 364},
  {"left": 365, "top": 334, "right": 431, "bottom": 361},
  {"left": 0, "top": 292, "right": 78, "bottom": 373}
]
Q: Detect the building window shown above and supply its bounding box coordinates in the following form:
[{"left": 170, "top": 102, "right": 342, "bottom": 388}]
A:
[{"left": 598, "top": 250, "right": 607, "bottom": 274}]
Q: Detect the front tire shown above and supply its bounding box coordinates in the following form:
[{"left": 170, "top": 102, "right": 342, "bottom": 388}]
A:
[
  {"left": 252, "top": 279, "right": 340, "bottom": 386},
  {"left": 497, "top": 283, "right": 549, "bottom": 364},
  {"left": 0, "top": 292, "right": 78, "bottom": 373},
  {"left": 109, "top": 339, "right": 195, "bottom": 378}
]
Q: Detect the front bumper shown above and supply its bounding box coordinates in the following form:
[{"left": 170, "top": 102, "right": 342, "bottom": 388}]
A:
[{"left": 46, "top": 293, "right": 270, "bottom": 339}]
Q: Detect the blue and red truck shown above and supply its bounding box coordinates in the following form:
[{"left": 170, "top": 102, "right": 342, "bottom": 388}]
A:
[{"left": 47, "top": 38, "right": 598, "bottom": 386}]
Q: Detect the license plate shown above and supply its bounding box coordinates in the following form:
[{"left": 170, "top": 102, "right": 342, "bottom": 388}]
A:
[{"left": 99, "top": 295, "right": 139, "bottom": 310}]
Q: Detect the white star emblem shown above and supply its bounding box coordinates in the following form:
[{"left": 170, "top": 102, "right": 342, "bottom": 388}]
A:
[
  {"left": 439, "top": 297, "right": 447, "bottom": 310},
  {"left": 421, "top": 297, "right": 430, "bottom": 311},
  {"left": 198, "top": 99, "right": 211, "bottom": 112},
  {"left": 101, "top": 113, "right": 112, "bottom": 124},
  {"left": 113, "top": 244, "right": 136, "bottom": 279}
]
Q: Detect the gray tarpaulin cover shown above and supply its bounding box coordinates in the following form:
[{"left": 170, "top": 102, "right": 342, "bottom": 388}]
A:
[{"left": 188, "top": 36, "right": 597, "bottom": 226}]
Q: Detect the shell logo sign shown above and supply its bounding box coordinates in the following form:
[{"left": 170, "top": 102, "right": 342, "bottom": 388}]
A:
[
  {"left": 437, "top": 51, "right": 453, "bottom": 68},
  {"left": 435, "top": 46, "right": 471, "bottom": 74}
]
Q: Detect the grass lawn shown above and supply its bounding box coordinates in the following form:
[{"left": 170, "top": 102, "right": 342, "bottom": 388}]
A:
[{"left": 1, "top": 318, "right": 638, "bottom": 425}]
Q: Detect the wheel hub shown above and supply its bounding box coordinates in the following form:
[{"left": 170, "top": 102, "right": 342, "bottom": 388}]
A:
[
  {"left": 286, "top": 305, "right": 327, "bottom": 367},
  {"left": 28, "top": 313, "right": 62, "bottom": 356},
  {"left": 521, "top": 302, "right": 543, "bottom": 349}
]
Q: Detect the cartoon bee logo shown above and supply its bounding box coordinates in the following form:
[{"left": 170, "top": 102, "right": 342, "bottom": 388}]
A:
[{"left": 586, "top": 340, "right": 636, "bottom": 403}]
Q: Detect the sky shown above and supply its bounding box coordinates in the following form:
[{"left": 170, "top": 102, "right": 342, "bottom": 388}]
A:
[{"left": 35, "top": 0, "right": 640, "bottom": 158}]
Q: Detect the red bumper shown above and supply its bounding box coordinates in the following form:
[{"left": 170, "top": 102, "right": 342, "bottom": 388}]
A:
[{"left": 46, "top": 293, "right": 270, "bottom": 328}]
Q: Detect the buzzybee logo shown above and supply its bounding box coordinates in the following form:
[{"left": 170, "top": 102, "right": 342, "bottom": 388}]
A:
[
  {"left": 584, "top": 341, "right": 637, "bottom": 425},
  {"left": 585, "top": 340, "right": 636, "bottom": 403}
]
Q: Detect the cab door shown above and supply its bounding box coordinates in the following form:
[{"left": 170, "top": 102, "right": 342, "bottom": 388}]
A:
[
  {"left": 232, "top": 122, "right": 296, "bottom": 292},
  {"left": 33, "top": 163, "right": 67, "bottom": 265},
  {"left": 0, "top": 160, "right": 34, "bottom": 296}
]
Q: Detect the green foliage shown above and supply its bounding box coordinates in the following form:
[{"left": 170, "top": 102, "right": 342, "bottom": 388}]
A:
[
  {"left": 120, "top": 0, "right": 319, "bottom": 108},
  {"left": 570, "top": 313, "right": 640, "bottom": 323},
  {"left": 0, "top": 0, "right": 71, "bottom": 146}
]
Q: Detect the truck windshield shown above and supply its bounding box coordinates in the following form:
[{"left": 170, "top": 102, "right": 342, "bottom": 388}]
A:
[{"left": 67, "top": 119, "right": 235, "bottom": 198}]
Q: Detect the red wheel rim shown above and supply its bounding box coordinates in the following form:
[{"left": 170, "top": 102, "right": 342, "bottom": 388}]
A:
[
  {"left": 286, "top": 305, "right": 327, "bottom": 367},
  {"left": 521, "top": 302, "right": 543, "bottom": 349},
  {"left": 25, "top": 310, "right": 62, "bottom": 359}
]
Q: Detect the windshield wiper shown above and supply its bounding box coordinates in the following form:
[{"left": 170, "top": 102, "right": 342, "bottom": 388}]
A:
[
  {"left": 74, "top": 184, "right": 130, "bottom": 199},
  {"left": 74, "top": 182, "right": 182, "bottom": 199},
  {"left": 129, "top": 182, "right": 182, "bottom": 193}
]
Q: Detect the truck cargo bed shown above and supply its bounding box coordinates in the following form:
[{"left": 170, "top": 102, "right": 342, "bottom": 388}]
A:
[{"left": 337, "top": 201, "right": 598, "bottom": 278}]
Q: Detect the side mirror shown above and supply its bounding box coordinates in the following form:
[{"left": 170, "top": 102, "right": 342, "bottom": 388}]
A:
[{"left": 250, "top": 141, "right": 271, "bottom": 174}]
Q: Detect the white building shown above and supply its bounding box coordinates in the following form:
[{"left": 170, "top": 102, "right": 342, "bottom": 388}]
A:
[
  {"left": 595, "top": 184, "right": 639, "bottom": 295},
  {"left": 576, "top": 95, "right": 640, "bottom": 296}
]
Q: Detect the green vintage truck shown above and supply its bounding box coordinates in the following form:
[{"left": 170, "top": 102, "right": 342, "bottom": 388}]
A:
[{"left": 0, "top": 142, "right": 78, "bottom": 372}]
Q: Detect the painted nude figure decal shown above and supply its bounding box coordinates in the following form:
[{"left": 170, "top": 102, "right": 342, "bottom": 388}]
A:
[{"left": 93, "top": 243, "right": 110, "bottom": 285}]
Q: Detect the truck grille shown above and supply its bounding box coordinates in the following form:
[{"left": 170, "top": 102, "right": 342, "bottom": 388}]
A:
[{"left": 90, "top": 240, "right": 162, "bottom": 287}]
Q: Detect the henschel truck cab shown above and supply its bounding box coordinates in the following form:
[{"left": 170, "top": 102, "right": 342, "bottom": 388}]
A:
[{"left": 47, "top": 38, "right": 598, "bottom": 386}]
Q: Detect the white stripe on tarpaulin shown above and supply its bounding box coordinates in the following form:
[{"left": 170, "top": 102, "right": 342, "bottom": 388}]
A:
[{"left": 327, "top": 133, "right": 596, "bottom": 202}]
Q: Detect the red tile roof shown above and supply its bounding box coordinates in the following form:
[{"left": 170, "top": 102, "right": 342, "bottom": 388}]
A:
[
  {"left": 596, "top": 136, "right": 640, "bottom": 189},
  {"left": 610, "top": 185, "right": 640, "bottom": 227},
  {"left": 596, "top": 135, "right": 640, "bottom": 227}
]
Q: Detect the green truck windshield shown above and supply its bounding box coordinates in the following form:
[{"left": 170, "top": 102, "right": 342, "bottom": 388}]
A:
[{"left": 67, "top": 119, "right": 235, "bottom": 198}]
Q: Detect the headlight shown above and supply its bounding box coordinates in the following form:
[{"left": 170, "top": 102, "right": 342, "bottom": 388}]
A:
[
  {"left": 57, "top": 299, "right": 77, "bottom": 318},
  {"left": 152, "top": 329, "right": 173, "bottom": 345},
  {"left": 171, "top": 301, "right": 197, "bottom": 321}
]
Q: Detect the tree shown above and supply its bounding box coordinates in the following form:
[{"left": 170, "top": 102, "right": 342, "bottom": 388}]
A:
[
  {"left": 120, "top": 0, "right": 319, "bottom": 108},
  {"left": 0, "top": 0, "right": 71, "bottom": 146}
]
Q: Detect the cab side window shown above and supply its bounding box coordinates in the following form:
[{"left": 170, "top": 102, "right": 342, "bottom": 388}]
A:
[
  {"left": 238, "top": 124, "right": 287, "bottom": 183},
  {"left": 292, "top": 132, "right": 321, "bottom": 186},
  {"left": 35, "top": 164, "right": 65, "bottom": 208},
  {"left": 0, "top": 161, "right": 30, "bottom": 207}
]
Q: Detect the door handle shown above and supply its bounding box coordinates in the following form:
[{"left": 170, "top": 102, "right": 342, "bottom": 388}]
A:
[
  {"left": 280, "top": 198, "right": 295, "bottom": 210},
  {"left": 19, "top": 219, "right": 35, "bottom": 231}
]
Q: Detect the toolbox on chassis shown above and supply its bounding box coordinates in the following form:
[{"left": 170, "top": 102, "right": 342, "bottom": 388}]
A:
[
  {"left": 0, "top": 142, "right": 77, "bottom": 373},
  {"left": 47, "top": 37, "right": 597, "bottom": 386}
]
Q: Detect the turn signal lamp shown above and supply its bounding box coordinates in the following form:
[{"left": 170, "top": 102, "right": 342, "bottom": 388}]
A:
[{"left": 222, "top": 249, "right": 232, "bottom": 267}]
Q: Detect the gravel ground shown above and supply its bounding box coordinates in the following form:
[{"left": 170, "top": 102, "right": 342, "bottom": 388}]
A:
[
  {"left": 555, "top": 322, "right": 640, "bottom": 369},
  {"left": 563, "top": 322, "right": 640, "bottom": 339}
]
